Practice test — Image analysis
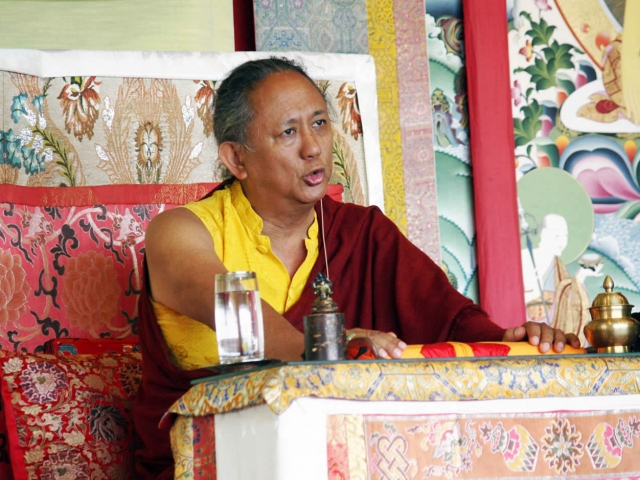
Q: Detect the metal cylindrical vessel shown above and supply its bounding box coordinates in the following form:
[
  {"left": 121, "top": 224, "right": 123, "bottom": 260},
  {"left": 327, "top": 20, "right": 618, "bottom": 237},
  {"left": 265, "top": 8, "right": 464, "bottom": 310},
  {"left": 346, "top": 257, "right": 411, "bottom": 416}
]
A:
[{"left": 303, "top": 313, "right": 346, "bottom": 361}]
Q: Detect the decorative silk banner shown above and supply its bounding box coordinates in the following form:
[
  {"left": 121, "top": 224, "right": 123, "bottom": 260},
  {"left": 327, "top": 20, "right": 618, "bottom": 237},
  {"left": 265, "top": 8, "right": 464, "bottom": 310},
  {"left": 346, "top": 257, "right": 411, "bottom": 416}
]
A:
[
  {"left": 393, "top": 0, "right": 440, "bottom": 262},
  {"left": 463, "top": 0, "right": 526, "bottom": 327},
  {"left": 365, "top": 0, "right": 408, "bottom": 234},
  {"left": 253, "top": 0, "right": 369, "bottom": 53}
]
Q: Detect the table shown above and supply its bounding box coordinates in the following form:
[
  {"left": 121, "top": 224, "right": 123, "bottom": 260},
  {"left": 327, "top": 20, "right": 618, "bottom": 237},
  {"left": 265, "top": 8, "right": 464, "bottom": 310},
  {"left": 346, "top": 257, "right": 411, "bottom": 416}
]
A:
[{"left": 166, "top": 355, "right": 640, "bottom": 479}]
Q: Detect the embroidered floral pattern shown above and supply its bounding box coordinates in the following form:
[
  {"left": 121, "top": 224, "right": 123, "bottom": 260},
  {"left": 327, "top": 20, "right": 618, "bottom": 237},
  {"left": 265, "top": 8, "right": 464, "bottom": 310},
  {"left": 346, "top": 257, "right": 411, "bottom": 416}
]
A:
[
  {"left": 0, "top": 249, "right": 30, "bottom": 328},
  {"left": 20, "top": 361, "right": 68, "bottom": 404},
  {"left": 57, "top": 76, "right": 101, "bottom": 141},
  {"left": 171, "top": 415, "right": 217, "bottom": 479},
  {"left": 135, "top": 121, "right": 164, "bottom": 183},
  {"left": 62, "top": 251, "right": 121, "bottom": 334},
  {"left": 0, "top": 184, "right": 213, "bottom": 353},
  {"left": 541, "top": 418, "right": 584, "bottom": 474},
  {"left": 1, "top": 353, "right": 141, "bottom": 479},
  {"left": 321, "top": 413, "right": 640, "bottom": 479},
  {"left": 4, "top": 72, "right": 367, "bottom": 212},
  {"left": 88, "top": 404, "right": 127, "bottom": 443},
  {"left": 194, "top": 80, "right": 215, "bottom": 137},
  {"left": 40, "top": 450, "right": 90, "bottom": 480},
  {"left": 119, "top": 362, "right": 143, "bottom": 398},
  {"left": 327, "top": 415, "right": 350, "bottom": 479}
]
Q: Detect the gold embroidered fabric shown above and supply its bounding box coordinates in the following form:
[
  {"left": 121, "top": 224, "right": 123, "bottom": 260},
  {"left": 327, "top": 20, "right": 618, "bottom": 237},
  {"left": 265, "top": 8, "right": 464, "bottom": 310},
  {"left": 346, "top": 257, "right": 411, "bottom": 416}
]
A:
[{"left": 169, "top": 356, "right": 640, "bottom": 417}]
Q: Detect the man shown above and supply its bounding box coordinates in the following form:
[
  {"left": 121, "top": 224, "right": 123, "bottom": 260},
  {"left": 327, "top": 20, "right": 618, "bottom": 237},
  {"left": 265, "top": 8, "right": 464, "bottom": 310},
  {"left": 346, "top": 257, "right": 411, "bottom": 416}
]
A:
[{"left": 134, "top": 57, "right": 580, "bottom": 478}]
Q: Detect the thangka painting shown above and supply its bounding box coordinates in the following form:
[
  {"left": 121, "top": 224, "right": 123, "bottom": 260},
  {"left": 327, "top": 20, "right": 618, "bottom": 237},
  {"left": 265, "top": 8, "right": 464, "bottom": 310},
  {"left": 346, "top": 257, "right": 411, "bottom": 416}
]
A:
[
  {"left": 508, "top": 0, "right": 640, "bottom": 340},
  {"left": 426, "top": 0, "right": 478, "bottom": 302}
]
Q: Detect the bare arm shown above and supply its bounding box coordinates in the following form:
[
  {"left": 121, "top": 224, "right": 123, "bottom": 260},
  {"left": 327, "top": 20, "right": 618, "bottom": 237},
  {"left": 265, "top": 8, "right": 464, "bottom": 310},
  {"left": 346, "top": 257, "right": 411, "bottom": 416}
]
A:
[{"left": 145, "top": 208, "right": 305, "bottom": 361}]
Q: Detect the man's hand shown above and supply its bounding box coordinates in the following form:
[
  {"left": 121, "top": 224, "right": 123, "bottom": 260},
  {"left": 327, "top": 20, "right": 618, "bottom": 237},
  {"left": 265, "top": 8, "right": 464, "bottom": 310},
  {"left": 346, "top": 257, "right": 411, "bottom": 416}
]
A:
[
  {"left": 347, "top": 329, "right": 407, "bottom": 359},
  {"left": 503, "top": 321, "right": 581, "bottom": 353}
]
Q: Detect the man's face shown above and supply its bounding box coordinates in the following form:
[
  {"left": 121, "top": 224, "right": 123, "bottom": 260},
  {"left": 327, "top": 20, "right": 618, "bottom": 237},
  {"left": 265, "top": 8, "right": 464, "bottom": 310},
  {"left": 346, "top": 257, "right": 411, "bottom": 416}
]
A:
[{"left": 238, "top": 70, "right": 334, "bottom": 207}]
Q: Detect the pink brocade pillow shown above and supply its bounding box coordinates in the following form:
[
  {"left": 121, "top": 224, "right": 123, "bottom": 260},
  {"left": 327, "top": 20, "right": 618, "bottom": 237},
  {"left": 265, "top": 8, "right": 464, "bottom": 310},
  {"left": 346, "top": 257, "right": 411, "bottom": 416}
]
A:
[
  {"left": 0, "top": 352, "right": 141, "bottom": 480},
  {"left": 0, "top": 183, "right": 216, "bottom": 353}
]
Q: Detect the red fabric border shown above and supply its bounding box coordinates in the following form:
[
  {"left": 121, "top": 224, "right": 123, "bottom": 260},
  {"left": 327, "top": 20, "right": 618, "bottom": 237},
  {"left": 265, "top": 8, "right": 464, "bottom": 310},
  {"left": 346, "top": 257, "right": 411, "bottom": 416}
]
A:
[
  {"left": 463, "top": 0, "right": 525, "bottom": 328},
  {"left": 0, "top": 183, "right": 344, "bottom": 207},
  {"left": 0, "top": 183, "right": 217, "bottom": 207}
]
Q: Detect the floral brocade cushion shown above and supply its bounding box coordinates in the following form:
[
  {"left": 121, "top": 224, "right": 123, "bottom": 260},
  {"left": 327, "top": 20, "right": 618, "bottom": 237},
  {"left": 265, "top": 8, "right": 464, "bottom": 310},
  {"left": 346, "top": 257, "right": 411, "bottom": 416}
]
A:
[
  {"left": 0, "top": 183, "right": 215, "bottom": 354},
  {"left": 0, "top": 352, "right": 142, "bottom": 480}
]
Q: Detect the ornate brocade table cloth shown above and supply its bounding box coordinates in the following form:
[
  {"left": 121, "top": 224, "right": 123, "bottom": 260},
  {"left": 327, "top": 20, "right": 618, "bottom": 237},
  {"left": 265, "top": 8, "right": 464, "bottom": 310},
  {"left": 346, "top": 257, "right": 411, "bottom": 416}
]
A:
[{"left": 168, "top": 356, "right": 640, "bottom": 479}]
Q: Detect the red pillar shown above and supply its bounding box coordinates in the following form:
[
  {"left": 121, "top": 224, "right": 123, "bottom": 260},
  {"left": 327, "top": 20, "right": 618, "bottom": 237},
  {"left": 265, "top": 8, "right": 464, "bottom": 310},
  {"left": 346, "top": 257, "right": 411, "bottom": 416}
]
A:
[{"left": 462, "top": 0, "right": 526, "bottom": 327}]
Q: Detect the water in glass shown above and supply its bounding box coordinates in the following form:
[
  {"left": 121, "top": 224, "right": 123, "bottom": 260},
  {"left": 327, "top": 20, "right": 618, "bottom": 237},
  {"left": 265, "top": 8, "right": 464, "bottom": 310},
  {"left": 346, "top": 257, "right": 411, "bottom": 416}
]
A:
[{"left": 214, "top": 288, "right": 264, "bottom": 363}]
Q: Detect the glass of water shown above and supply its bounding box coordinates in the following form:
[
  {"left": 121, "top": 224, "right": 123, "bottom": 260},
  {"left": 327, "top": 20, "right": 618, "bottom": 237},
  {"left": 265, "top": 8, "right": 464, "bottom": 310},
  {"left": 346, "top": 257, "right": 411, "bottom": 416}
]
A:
[{"left": 214, "top": 271, "right": 265, "bottom": 364}]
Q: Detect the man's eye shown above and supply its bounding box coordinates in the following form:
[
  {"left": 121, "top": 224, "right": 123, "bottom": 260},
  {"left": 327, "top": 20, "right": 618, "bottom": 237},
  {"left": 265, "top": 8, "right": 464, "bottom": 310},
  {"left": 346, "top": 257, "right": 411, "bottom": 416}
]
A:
[
  {"left": 314, "top": 119, "right": 327, "bottom": 127},
  {"left": 283, "top": 128, "right": 295, "bottom": 135}
]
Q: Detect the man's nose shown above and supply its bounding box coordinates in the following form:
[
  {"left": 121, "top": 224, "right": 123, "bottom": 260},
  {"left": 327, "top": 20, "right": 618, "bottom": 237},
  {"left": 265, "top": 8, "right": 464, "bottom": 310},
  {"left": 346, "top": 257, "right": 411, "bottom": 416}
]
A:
[{"left": 300, "top": 127, "right": 321, "bottom": 158}]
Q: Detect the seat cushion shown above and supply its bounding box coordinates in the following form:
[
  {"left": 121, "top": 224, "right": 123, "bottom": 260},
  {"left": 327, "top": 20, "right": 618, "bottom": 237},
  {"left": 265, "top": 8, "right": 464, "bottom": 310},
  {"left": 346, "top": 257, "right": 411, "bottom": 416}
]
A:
[{"left": 0, "top": 352, "right": 141, "bottom": 480}]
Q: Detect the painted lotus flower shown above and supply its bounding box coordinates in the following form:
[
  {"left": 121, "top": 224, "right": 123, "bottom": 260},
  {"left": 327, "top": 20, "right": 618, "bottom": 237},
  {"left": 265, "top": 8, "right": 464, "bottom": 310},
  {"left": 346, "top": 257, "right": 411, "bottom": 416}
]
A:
[
  {"left": 560, "top": 135, "right": 640, "bottom": 216},
  {"left": 519, "top": 39, "right": 533, "bottom": 61},
  {"left": 336, "top": 82, "right": 363, "bottom": 141},
  {"left": 58, "top": 76, "right": 101, "bottom": 141},
  {"left": 511, "top": 80, "right": 523, "bottom": 107},
  {"left": 535, "top": 0, "right": 552, "bottom": 11}
]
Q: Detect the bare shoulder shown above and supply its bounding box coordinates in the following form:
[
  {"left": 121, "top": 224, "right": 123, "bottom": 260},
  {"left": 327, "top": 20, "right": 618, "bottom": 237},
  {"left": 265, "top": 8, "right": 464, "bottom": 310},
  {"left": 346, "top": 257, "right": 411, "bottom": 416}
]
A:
[
  {"left": 145, "top": 207, "right": 223, "bottom": 322},
  {"left": 145, "top": 207, "right": 213, "bottom": 258}
]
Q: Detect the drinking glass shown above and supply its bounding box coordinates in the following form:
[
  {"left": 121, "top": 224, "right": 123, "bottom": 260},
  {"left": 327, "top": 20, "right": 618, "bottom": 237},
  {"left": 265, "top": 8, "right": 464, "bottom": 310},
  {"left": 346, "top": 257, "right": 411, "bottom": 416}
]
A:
[{"left": 214, "top": 271, "right": 265, "bottom": 364}]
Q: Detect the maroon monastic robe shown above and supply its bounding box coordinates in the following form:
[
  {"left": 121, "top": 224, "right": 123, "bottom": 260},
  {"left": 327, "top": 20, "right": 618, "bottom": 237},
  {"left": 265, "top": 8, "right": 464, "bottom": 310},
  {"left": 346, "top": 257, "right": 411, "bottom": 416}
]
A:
[{"left": 133, "top": 193, "right": 505, "bottom": 478}]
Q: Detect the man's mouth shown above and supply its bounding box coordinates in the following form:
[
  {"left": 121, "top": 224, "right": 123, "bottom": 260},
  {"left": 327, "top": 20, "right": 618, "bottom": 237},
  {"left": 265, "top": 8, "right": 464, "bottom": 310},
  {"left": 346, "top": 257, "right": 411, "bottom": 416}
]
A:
[{"left": 304, "top": 168, "right": 325, "bottom": 186}]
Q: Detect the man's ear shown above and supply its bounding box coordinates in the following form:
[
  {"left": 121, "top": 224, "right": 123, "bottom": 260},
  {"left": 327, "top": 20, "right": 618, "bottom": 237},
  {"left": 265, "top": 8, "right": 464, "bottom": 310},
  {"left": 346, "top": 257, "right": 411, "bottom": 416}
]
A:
[{"left": 218, "top": 142, "right": 248, "bottom": 180}]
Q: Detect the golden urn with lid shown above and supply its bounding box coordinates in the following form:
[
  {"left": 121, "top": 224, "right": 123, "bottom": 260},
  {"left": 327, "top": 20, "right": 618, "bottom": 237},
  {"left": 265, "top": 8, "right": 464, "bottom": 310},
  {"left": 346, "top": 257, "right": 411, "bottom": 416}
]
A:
[{"left": 584, "top": 275, "right": 640, "bottom": 353}]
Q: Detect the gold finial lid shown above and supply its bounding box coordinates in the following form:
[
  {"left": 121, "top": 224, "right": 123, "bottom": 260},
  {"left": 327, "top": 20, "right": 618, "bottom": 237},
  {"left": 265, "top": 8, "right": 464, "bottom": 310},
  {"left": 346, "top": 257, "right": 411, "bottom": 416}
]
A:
[{"left": 591, "top": 275, "right": 631, "bottom": 308}]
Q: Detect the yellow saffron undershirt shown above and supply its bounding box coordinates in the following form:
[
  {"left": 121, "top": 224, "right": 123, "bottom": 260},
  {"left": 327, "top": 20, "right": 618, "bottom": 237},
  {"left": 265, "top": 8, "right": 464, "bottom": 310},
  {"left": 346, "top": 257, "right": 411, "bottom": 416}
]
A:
[{"left": 152, "top": 181, "right": 319, "bottom": 370}]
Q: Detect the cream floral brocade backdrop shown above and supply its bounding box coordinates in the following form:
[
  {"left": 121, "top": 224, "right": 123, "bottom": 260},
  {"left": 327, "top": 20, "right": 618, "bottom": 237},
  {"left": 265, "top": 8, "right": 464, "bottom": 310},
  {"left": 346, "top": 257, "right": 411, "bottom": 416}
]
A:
[{"left": 0, "top": 72, "right": 367, "bottom": 201}]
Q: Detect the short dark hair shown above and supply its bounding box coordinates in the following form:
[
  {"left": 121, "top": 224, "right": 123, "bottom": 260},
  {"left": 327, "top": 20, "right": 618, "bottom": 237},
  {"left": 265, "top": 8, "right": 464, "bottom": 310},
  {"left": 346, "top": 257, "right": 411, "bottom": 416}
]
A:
[{"left": 213, "top": 57, "right": 327, "bottom": 149}]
